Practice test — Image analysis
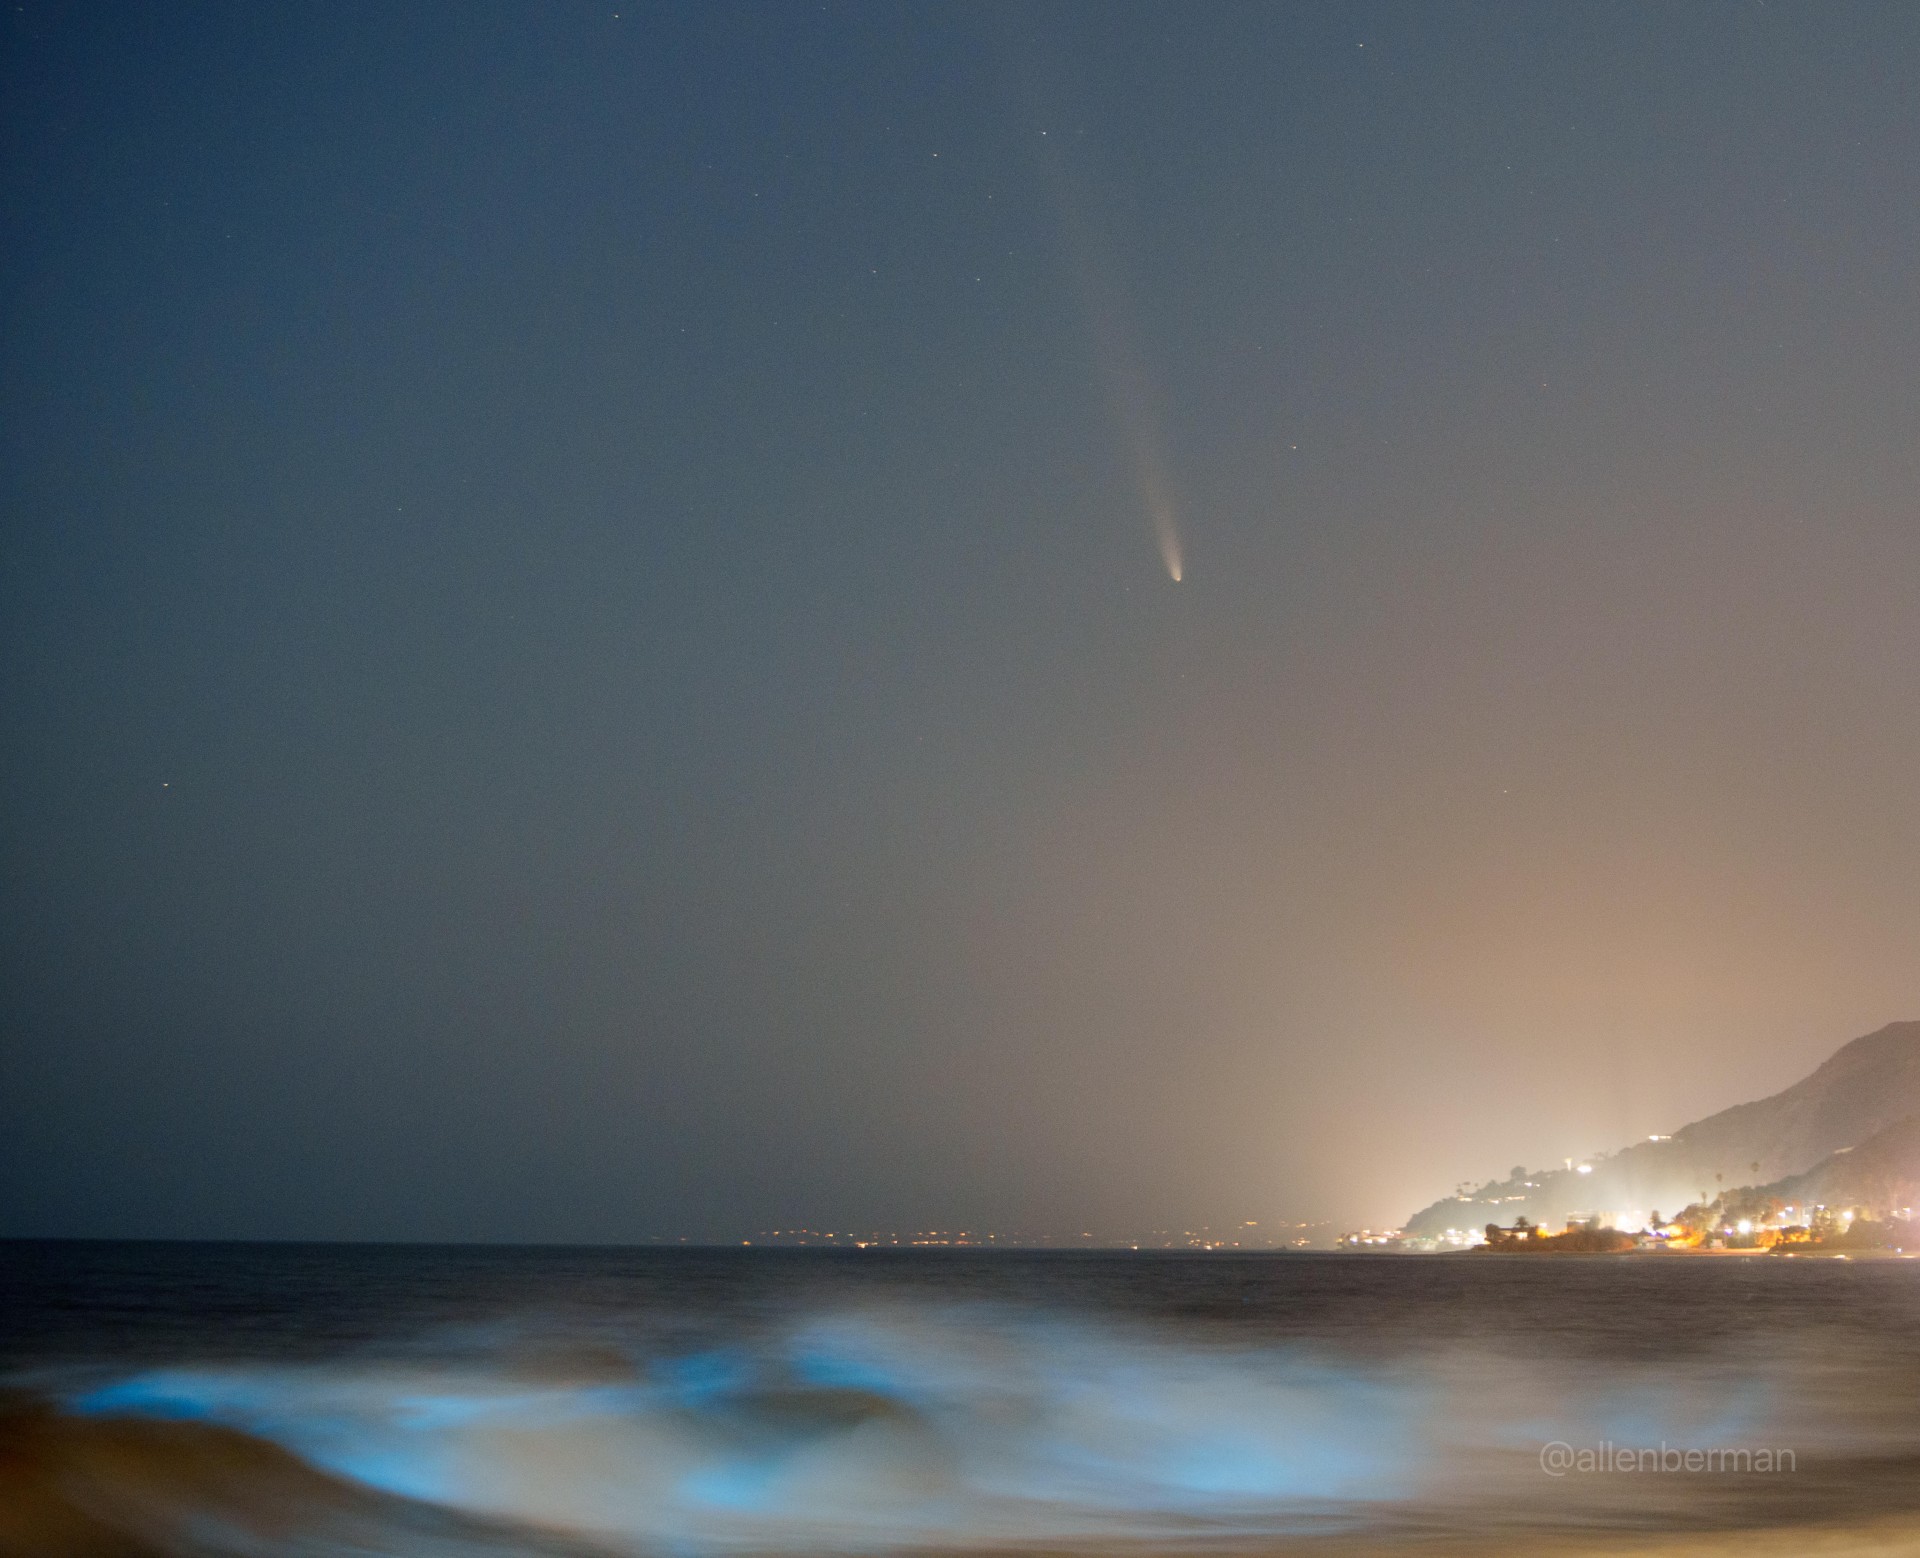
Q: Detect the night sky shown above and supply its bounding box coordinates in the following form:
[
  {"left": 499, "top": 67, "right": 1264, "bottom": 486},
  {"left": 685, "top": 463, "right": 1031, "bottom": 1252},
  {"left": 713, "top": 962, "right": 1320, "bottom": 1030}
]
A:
[{"left": 4, "top": 2, "right": 1917, "bottom": 1242}]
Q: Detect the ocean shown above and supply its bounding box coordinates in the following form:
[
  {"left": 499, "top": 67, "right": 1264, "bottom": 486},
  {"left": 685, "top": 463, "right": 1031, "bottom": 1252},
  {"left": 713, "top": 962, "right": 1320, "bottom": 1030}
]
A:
[{"left": 4, "top": 1241, "right": 1919, "bottom": 1556}]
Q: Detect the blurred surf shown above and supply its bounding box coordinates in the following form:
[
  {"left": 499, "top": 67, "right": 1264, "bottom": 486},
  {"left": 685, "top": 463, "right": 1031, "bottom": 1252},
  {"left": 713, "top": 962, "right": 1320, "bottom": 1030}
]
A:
[
  {"left": 42, "top": 1306, "right": 1428, "bottom": 1549},
  {"left": 6, "top": 1245, "right": 1920, "bottom": 1555}
]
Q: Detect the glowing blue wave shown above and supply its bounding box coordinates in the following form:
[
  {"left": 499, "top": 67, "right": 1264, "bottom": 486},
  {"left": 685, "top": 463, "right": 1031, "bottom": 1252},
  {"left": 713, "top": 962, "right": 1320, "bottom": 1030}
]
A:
[{"left": 59, "top": 1301, "right": 1795, "bottom": 1551}]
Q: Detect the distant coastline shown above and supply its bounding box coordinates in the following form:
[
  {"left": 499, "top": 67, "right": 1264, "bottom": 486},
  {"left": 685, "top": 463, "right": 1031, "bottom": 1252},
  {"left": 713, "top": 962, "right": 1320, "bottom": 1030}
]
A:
[{"left": 1351, "top": 1021, "right": 1920, "bottom": 1256}]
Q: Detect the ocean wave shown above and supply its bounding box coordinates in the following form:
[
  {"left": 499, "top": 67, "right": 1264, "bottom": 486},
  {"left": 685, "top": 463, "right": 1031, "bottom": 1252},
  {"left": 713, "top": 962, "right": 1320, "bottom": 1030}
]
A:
[{"left": 8, "top": 1298, "right": 1915, "bottom": 1555}]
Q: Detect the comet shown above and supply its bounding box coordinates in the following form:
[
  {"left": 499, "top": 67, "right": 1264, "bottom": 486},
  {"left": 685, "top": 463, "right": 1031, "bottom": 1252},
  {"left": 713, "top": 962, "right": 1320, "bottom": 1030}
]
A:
[
  {"left": 1075, "top": 241, "right": 1188, "bottom": 584},
  {"left": 1026, "top": 108, "right": 1188, "bottom": 584},
  {"left": 1145, "top": 470, "right": 1184, "bottom": 583}
]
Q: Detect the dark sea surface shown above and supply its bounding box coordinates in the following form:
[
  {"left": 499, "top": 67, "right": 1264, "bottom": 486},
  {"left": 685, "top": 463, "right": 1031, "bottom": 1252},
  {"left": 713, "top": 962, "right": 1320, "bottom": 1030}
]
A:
[{"left": 4, "top": 1242, "right": 1920, "bottom": 1556}]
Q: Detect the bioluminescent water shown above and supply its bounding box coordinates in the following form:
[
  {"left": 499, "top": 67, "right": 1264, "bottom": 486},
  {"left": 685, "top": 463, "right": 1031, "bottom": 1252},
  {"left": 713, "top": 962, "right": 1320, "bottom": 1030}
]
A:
[{"left": 5, "top": 1244, "right": 1920, "bottom": 1555}]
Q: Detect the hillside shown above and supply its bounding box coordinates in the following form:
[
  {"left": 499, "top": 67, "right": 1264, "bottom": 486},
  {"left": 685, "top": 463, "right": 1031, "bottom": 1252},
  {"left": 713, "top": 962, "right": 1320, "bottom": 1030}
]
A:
[
  {"left": 1756, "top": 1114, "right": 1920, "bottom": 1219},
  {"left": 1402, "top": 1020, "right": 1920, "bottom": 1240}
]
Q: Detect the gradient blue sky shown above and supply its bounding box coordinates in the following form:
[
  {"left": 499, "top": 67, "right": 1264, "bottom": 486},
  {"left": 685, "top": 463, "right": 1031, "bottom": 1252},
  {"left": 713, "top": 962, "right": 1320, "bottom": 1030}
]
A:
[{"left": 4, "top": 1, "right": 1917, "bottom": 1239}]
